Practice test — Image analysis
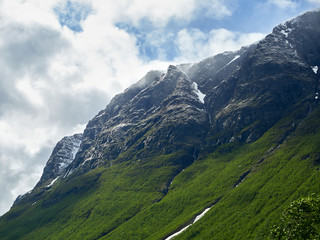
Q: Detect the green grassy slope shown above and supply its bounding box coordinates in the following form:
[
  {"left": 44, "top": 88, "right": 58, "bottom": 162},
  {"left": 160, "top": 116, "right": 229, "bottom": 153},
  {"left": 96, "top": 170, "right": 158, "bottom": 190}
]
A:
[
  {"left": 101, "top": 100, "right": 320, "bottom": 240},
  {"left": 0, "top": 100, "right": 319, "bottom": 240},
  {"left": 172, "top": 102, "right": 320, "bottom": 239}
]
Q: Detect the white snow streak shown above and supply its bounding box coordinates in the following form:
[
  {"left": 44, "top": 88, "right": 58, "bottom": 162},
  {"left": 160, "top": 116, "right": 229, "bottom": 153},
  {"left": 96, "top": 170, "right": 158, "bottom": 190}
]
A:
[
  {"left": 165, "top": 207, "right": 212, "bottom": 240},
  {"left": 226, "top": 55, "right": 240, "bottom": 66},
  {"left": 47, "top": 176, "right": 59, "bottom": 187},
  {"left": 166, "top": 225, "right": 192, "bottom": 240},
  {"left": 311, "top": 66, "right": 318, "bottom": 74},
  {"left": 72, "top": 145, "right": 80, "bottom": 160},
  {"left": 192, "top": 82, "right": 206, "bottom": 103},
  {"left": 194, "top": 207, "right": 211, "bottom": 223}
]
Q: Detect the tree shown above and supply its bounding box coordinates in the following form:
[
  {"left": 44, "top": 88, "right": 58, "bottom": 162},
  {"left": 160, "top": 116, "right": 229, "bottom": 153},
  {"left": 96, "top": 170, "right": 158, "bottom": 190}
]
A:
[{"left": 270, "top": 195, "right": 320, "bottom": 239}]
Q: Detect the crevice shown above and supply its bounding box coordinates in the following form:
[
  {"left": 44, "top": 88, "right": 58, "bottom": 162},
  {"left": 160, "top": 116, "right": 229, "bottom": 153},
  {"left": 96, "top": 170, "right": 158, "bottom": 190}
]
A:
[{"left": 234, "top": 170, "right": 251, "bottom": 188}]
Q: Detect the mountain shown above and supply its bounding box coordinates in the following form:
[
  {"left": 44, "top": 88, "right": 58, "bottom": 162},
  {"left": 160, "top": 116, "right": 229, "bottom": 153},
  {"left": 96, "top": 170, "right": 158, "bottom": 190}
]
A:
[
  {"left": 13, "top": 133, "right": 83, "bottom": 206},
  {"left": 0, "top": 10, "right": 320, "bottom": 240}
]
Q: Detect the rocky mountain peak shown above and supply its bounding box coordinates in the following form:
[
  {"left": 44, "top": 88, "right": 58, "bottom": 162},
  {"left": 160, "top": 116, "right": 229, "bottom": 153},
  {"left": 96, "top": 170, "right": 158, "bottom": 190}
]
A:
[
  {"left": 64, "top": 63, "right": 209, "bottom": 176},
  {"left": 272, "top": 9, "right": 320, "bottom": 66},
  {"left": 13, "top": 133, "right": 83, "bottom": 206},
  {"left": 36, "top": 133, "right": 83, "bottom": 186}
]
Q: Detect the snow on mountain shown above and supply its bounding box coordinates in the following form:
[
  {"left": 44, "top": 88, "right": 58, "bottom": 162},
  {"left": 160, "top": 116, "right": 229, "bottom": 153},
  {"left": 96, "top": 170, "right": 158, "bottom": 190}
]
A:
[
  {"left": 226, "top": 55, "right": 240, "bottom": 66},
  {"left": 312, "top": 66, "right": 318, "bottom": 74},
  {"left": 37, "top": 133, "right": 83, "bottom": 186},
  {"left": 192, "top": 82, "right": 206, "bottom": 103},
  {"left": 165, "top": 206, "right": 213, "bottom": 240},
  {"left": 47, "top": 176, "right": 59, "bottom": 188}
]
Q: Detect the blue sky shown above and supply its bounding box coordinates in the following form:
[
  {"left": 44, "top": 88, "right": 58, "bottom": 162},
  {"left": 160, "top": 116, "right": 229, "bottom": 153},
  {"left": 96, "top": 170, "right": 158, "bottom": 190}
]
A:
[
  {"left": 0, "top": 0, "right": 319, "bottom": 216},
  {"left": 55, "top": 0, "right": 92, "bottom": 32}
]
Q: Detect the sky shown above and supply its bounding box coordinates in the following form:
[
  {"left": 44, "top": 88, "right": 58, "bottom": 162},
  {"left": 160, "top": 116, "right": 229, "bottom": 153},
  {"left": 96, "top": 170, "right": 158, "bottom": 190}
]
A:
[{"left": 0, "top": 0, "right": 319, "bottom": 216}]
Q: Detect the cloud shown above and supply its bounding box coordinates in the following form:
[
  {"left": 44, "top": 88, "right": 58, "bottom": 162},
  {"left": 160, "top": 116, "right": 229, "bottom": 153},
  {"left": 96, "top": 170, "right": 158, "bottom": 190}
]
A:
[
  {"left": 307, "top": 0, "right": 320, "bottom": 4},
  {"left": 111, "top": 0, "right": 233, "bottom": 33},
  {"left": 122, "top": 0, "right": 196, "bottom": 27},
  {"left": 0, "top": 24, "right": 69, "bottom": 76},
  {"left": 197, "top": 0, "right": 233, "bottom": 19},
  {"left": 267, "top": 0, "right": 297, "bottom": 9},
  {"left": 174, "top": 28, "right": 265, "bottom": 62},
  {"left": 0, "top": 145, "right": 51, "bottom": 214}
]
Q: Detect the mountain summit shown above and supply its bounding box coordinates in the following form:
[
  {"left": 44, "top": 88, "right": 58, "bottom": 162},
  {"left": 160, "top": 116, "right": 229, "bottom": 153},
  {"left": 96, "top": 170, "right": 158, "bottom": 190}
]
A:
[{"left": 0, "top": 10, "right": 320, "bottom": 240}]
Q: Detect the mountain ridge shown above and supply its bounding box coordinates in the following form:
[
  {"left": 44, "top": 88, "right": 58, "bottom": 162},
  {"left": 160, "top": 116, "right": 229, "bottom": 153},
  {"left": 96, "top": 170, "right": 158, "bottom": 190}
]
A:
[{"left": 1, "top": 9, "right": 320, "bottom": 240}]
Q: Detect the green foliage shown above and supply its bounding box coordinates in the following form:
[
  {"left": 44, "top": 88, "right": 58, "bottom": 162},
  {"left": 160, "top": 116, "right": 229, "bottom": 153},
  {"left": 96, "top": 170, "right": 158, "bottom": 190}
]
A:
[{"left": 270, "top": 195, "right": 320, "bottom": 239}]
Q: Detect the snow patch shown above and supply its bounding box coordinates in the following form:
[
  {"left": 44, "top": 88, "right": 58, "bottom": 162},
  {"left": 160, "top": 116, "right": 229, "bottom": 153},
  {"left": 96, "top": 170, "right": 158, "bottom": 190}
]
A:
[
  {"left": 194, "top": 207, "right": 211, "bottom": 223},
  {"left": 281, "top": 30, "right": 288, "bottom": 37},
  {"left": 59, "top": 162, "right": 68, "bottom": 170},
  {"left": 280, "top": 27, "right": 292, "bottom": 38},
  {"left": 47, "top": 176, "right": 59, "bottom": 187},
  {"left": 192, "top": 82, "right": 206, "bottom": 103},
  {"left": 72, "top": 144, "right": 80, "bottom": 159},
  {"left": 55, "top": 134, "right": 82, "bottom": 174},
  {"left": 311, "top": 66, "right": 318, "bottom": 74},
  {"left": 166, "top": 225, "right": 192, "bottom": 240},
  {"left": 227, "top": 55, "right": 240, "bottom": 66},
  {"left": 223, "top": 51, "right": 233, "bottom": 56},
  {"left": 165, "top": 206, "right": 212, "bottom": 239}
]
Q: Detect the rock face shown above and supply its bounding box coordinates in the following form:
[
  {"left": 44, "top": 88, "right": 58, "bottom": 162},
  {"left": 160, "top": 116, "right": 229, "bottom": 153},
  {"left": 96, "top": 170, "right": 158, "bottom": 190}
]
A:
[
  {"left": 187, "top": 10, "right": 319, "bottom": 146},
  {"left": 13, "top": 134, "right": 82, "bottom": 205},
  {"left": 66, "top": 65, "right": 209, "bottom": 175},
  {"left": 37, "top": 133, "right": 83, "bottom": 186}
]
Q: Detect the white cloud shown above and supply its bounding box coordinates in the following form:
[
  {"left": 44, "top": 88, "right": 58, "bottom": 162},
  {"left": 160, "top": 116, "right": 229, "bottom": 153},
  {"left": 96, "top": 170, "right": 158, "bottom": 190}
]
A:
[
  {"left": 175, "top": 28, "right": 265, "bottom": 62},
  {"left": 198, "top": 0, "right": 232, "bottom": 19},
  {"left": 307, "top": 0, "right": 320, "bottom": 4},
  {"left": 123, "top": 0, "right": 196, "bottom": 26},
  {"left": 109, "top": 0, "right": 233, "bottom": 27},
  {"left": 267, "top": 0, "right": 297, "bottom": 9},
  {"left": 0, "top": 0, "right": 58, "bottom": 27}
]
